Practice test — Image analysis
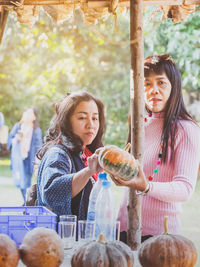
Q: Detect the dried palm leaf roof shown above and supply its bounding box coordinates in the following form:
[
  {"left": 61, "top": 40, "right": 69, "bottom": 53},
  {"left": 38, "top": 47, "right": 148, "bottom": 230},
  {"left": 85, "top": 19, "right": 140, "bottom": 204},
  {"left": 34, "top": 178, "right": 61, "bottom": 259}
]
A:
[{"left": 0, "top": 0, "right": 200, "bottom": 43}]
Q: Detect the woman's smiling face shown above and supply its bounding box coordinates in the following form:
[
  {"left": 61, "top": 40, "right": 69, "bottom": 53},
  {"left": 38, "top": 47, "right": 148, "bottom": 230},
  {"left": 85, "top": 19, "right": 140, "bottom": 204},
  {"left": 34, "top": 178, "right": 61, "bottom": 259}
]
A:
[{"left": 144, "top": 71, "right": 172, "bottom": 113}]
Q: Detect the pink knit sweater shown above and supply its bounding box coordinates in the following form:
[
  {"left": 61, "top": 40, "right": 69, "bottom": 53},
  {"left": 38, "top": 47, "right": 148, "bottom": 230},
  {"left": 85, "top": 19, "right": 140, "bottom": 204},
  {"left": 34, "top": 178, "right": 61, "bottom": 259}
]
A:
[{"left": 117, "top": 112, "right": 200, "bottom": 236}]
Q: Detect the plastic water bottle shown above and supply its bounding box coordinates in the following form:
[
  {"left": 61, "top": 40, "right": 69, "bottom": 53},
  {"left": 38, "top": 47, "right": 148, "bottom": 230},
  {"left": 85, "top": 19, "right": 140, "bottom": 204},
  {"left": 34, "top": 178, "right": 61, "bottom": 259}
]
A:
[
  {"left": 95, "top": 180, "right": 116, "bottom": 241},
  {"left": 87, "top": 172, "right": 107, "bottom": 222}
]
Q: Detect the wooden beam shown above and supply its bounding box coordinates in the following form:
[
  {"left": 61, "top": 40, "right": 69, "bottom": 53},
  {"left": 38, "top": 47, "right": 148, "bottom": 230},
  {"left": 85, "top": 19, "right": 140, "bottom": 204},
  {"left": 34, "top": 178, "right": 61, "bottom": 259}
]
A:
[
  {"left": 88, "top": 0, "right": 200, "bottom": 8},
  {"left": 144, "top": 0, "right": 183, "bottom": 5},
  {"left": 185, "top": 0, "right": 200, "bottom": 3},
  {"left": 0, "top": 8, "right": 9, "bottom": 44},
  {"left": 127, "top": 0, "right": 144, "bottom": 251},
  {"left": 0, "top": 0, "right": 200, "bottom": 6},
  {"left": 145, "top": 0, "right": 200, "bottom": 3}
]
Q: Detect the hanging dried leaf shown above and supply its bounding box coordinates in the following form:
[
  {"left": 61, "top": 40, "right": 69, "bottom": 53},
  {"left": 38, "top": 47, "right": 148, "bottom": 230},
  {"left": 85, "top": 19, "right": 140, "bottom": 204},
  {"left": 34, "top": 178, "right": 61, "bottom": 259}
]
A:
[
  {"left": 117, "top": 6, "right": 128, "bottom": 15},
  {"left": 108, "top": 0, "right": 118, "bottom": 14},
  {"left": 16, "top": 5, "right": 40, "bottom": 25},
  {"left": 0, "top": 0, "right": 198, "bottom": 27},
  {"left": 80, "top": 5, "right": 110, "bottom": 25},
  {"left": 161, "top": 4, "right": 196, "bottom": 23},
  {"left": 43, "top": 5, "right": 74, "bottom": 23}
]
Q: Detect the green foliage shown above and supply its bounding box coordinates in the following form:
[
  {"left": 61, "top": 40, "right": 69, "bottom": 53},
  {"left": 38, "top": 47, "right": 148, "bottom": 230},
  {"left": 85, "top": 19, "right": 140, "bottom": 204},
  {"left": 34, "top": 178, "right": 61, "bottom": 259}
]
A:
[
  {"left": 0, "top": 11, "right": 130, "bottom": 147},
  {"left": 0, "top": 8, "right": 199, "bottom": 147},
  {"left": 144, "top": 7, "right": 200, "bottom": 92}
]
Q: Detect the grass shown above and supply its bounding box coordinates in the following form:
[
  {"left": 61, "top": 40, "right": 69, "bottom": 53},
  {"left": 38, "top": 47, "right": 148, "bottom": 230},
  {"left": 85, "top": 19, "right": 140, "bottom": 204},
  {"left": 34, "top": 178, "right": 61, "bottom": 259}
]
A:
[
  {"left": 180, "top": 179, "right": 200, "bottom": 266},
  {"left": 0, "top": 156, "right": 12, "bottom": 177}
]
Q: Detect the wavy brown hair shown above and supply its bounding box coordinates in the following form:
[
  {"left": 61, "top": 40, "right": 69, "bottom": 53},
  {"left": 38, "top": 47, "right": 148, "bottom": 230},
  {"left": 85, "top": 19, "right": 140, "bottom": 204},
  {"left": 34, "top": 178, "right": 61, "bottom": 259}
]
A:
[{"left": 37, "top": 91, "right": 106, "bottom": 159}]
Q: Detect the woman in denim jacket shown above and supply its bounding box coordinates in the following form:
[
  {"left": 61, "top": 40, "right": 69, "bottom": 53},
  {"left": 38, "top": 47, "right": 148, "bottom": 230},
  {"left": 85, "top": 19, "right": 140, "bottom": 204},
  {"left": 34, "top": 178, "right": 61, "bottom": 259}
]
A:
[{"left": 36, "top": 91, "right": 106, "bottom": 219}]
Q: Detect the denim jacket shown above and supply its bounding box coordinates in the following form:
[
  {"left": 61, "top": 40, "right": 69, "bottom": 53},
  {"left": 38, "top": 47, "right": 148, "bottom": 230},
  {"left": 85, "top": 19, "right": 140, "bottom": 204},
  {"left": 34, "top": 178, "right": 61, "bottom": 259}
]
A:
[{"left": 37, "top": 144, "right": 93, "bottom": 218}]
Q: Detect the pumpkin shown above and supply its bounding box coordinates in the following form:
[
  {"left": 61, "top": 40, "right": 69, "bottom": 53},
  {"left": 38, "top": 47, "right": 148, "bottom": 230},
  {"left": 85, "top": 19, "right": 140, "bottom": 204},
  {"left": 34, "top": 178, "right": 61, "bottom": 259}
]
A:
[
  {"left": 138, "top": 217, "right": 197, "bottom": 267},
  {"left": 0, "top": 234, "right": 20, "bottom": 267},
  {"left": 98, "top": 144, "right": 138, "bottom": 180},
  {"left": 71, "top": 234, "right": 134, "bottom": 267},
  {"left": 19, "top": 227, "right": 64, "bottom": 267}
]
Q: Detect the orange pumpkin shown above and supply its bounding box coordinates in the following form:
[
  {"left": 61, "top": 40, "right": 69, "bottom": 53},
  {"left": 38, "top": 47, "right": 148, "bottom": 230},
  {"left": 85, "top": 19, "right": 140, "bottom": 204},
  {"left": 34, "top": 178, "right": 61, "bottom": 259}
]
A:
[
  {"left": 0, "top": 234, "right": 19, "bottom": 267},
  {"left": 19, "top": 227, "right": 64, "bottom": 267},
  {"left": 138, "top": 217, "right": 197, "bottom": 267},
  {"left": 98, "top": 145, "right": 138, "bottom": 180}
]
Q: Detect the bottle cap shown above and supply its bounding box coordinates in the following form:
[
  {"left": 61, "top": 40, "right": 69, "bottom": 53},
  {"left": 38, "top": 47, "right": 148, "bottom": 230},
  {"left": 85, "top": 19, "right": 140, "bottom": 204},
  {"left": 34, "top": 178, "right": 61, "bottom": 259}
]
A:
[
  {"left": 98, "top": 172, "right": 107, "bottom": 180},
  {"left": 102, "top": 180, "right": 110, "bottom": 188}
]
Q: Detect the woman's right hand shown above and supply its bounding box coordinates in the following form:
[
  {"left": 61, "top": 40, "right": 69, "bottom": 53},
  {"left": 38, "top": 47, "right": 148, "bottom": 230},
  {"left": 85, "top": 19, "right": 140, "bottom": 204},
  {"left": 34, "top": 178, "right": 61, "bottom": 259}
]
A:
[
  {"left": 72, "top": 151, "right": 102, "bottom": 198},
  {"left": 87, "top": 152, "right": 103, "bottom": 175}
]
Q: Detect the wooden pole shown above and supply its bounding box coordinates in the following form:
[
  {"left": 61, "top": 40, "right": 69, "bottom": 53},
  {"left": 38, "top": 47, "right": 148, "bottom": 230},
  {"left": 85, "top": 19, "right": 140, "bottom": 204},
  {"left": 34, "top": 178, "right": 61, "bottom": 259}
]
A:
[
  {"left": 127, "top": 0, "right": 144, "bottom": 250},
  {"left": 0, "top": 8, "right": 9, "bottom": 44}
]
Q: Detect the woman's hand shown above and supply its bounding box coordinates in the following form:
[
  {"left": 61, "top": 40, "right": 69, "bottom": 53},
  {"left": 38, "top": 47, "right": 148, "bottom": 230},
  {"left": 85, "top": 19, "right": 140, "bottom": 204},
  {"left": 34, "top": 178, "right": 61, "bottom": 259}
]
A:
[
  {"left": 72, "top": 150, "right": 102, "bottom": 198},
  {"left": 109, "top": 164, "right": 149, "bottom": 192},
  {"left": 86, "top": 147, "right": 104, "bottom": 175},
  {"left": 87, "top": 153, "right": 102, "bottom": 174}
]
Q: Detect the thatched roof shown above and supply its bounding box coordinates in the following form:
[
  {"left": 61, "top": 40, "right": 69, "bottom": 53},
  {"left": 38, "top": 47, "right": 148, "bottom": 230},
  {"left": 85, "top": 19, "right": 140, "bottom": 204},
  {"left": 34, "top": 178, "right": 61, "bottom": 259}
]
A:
[
  {"left": 1, "top": 0, "right": 199, "bottom": 24},
  {"left": 0, "top": 0, "right": 199, "bottom": 42}
]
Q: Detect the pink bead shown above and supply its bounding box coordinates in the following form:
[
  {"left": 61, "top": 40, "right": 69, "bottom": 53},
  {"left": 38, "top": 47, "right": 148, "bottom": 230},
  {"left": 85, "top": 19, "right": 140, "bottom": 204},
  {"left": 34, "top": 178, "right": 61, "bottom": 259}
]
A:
[
  {"left": 148, "top": 113, "right": 152, "bottom": 117},
  {"left": 156, "top": 160, "right": 161, "bottom": 165}
]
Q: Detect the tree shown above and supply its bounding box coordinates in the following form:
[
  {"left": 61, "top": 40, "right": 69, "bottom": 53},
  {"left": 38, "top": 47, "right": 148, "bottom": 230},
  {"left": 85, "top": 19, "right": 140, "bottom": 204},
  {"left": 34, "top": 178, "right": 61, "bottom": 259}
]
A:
[{"left": 0, "top": 8, "right": 199, "bottom": 145}]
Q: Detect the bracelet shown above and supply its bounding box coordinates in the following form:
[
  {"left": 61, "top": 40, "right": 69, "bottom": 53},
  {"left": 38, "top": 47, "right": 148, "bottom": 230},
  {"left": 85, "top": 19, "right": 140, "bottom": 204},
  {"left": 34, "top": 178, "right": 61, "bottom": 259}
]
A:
[{"left": 136, "top": 183, "right": 151, "bottom": 195}]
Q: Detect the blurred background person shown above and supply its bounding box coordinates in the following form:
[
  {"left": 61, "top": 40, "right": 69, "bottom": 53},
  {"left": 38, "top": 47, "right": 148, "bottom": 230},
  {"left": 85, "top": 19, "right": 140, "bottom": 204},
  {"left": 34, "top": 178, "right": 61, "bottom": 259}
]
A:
[{"left": 7, "top": 107, "right": 42, "bottom": 205}]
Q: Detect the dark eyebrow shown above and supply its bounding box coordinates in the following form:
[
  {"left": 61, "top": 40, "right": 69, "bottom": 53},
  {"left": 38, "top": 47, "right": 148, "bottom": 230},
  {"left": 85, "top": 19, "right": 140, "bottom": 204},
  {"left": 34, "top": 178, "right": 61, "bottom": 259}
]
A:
[
  {"left": 145, "top": 76, "right": 168, "bottom": 81},
  {"left": 77, "top": 112, "right": 98, "bottom": 115},
  {"left": 156, "top": 77, "right": 168, "bottom": 80}
]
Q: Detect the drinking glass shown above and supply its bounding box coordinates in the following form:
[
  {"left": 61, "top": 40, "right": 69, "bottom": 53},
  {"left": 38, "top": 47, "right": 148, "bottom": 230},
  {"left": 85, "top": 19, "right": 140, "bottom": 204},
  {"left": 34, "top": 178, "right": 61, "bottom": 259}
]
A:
[
  {"left": 78, "top": 220, "right": 95, "bottom": 245},
  {"left": 60, "top": 214, "right": 77, "bottom": 223},
  {"left": 58, "top": 215, "right": 77, "bottom": 250}
]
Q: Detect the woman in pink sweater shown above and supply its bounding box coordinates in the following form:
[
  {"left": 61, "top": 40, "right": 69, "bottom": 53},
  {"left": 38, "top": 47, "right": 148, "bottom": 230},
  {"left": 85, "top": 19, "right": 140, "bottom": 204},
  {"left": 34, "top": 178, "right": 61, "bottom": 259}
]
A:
[{"left": 113, "top": 54, "right": 200, "bottom": 243}]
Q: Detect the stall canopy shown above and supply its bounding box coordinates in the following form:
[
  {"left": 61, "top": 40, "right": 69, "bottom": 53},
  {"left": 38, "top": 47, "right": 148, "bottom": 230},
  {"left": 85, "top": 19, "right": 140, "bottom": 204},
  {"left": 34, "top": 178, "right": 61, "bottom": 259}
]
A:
[{"left": 0, "top": 0, "right": 199, "bottom": 42}]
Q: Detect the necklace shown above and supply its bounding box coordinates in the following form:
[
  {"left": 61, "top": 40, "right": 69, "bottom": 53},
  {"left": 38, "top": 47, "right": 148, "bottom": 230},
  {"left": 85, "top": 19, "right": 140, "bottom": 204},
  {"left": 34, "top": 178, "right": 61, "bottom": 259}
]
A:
[{"left": 145, "top": 112, "right": 163, "bottom": 182}]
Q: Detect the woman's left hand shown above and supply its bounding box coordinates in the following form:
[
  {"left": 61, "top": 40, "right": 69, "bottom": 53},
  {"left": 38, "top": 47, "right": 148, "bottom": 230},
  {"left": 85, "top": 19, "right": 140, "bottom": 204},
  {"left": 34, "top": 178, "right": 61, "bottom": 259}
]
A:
[
  {"left": 109, "top": 173, "right": 135, "bottom": 187},
  {"left": 109, "top": 164, "right": 149, "bottom": 192}
]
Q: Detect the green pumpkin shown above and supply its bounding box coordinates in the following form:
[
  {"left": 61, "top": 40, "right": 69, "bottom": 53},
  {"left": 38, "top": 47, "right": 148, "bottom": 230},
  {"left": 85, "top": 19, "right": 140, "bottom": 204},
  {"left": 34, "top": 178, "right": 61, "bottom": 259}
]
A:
[{"left": 98, "top": 145, "right": 138, "bottom": 180}]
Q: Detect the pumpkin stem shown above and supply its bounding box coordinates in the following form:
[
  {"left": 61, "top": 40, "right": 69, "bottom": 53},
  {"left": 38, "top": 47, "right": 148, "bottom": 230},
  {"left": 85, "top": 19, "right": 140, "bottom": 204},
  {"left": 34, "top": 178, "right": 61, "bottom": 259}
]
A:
[
  {"left": 124, "top": 143, "right": 131, "bottom": 152},
  {"left": 163, "top": 216, "right": 168, "bottom": 235},
  {"left": 98, "top": 234, "right": 106, "bottom": 244}
]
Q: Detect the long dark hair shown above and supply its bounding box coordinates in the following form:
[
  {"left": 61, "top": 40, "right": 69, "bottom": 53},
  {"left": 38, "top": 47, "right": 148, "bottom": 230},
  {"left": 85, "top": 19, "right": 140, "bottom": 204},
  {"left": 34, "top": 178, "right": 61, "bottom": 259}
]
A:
[
  {"left": 37, "top": 91, "right": 106, "bottom": 160},
  {"left": 128, "top": 54, "right": 194, "bottom": 163}
]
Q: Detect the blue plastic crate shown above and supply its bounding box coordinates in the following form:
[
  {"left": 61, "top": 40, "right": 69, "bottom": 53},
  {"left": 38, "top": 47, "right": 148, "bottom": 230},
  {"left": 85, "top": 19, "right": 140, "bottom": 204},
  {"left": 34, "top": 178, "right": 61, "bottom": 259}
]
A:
[{"left": 0, "top": 206, "right": 57, "bottom": 247}]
